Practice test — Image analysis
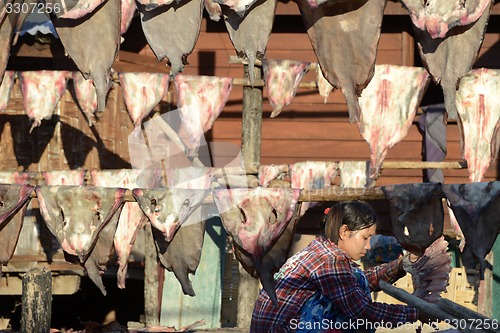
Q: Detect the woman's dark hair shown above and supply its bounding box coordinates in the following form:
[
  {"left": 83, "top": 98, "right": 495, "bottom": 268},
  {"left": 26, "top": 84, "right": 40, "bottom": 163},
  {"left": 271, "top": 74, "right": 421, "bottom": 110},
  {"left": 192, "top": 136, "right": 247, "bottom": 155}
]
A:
[{"left": 321, "top": 201, "right": 377, "bottom": 243}]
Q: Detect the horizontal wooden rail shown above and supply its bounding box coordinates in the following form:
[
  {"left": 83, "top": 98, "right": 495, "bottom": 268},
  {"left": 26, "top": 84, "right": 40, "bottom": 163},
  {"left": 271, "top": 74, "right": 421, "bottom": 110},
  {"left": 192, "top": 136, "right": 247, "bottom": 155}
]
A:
[
  {"left": 382, "top": 161, "right": 466, "bottom": 169},
  {"left": 10, "top": 160, "right": 468, "bottom": 185},
  {"left": 228, "top": 55, "right": 319, "bottom": 69},
  {"left": 26, "top": 185, "right": 448, "bottom": 203},
  {"left": 232, "top": 77, "right": 318, "bottom": 88}
]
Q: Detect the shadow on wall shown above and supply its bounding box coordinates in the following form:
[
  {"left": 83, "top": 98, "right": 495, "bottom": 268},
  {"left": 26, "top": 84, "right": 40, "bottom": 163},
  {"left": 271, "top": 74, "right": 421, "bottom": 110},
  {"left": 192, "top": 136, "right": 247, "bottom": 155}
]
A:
[{"left": 0, "top": 115, "right": 130, "bottom": 171}]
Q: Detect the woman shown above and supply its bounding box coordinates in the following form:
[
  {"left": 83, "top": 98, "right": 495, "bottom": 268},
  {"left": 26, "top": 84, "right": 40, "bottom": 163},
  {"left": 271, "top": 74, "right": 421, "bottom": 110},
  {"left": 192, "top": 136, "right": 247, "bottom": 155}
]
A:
[{"left": 250, "top": 201, "right": 426, "bottom": 332}]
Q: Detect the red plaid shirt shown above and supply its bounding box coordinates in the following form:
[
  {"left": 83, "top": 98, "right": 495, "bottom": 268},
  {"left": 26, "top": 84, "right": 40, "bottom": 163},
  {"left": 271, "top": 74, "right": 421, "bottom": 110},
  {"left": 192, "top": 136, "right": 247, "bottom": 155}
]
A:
[{"left": 250, "top": 236, "right": 419, "bottom": 332}]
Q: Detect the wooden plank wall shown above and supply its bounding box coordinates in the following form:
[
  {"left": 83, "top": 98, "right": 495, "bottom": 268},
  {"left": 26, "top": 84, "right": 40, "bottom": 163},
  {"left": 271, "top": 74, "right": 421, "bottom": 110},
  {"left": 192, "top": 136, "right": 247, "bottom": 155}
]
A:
[
  {"left": 200, "top": 14, "right": 500, "bottom": 187},
  {"left": 3, "top": 10, "right": 500, "bottom": 186}
]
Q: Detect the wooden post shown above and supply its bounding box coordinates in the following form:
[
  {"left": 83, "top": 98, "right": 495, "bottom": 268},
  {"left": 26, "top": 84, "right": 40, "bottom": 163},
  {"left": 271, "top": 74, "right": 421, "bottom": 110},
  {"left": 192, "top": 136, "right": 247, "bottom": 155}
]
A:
[
  {"left": 237, "top": 64, "right": 263, "bottom": 328},
  {"left": 478, "top": 252, "right": 493, "bottom": 317},
  {"left": 144, "top": 222, "right": 160, "bottom": 326},
  {"left": 20, "top": 267, "right": 52, "bottom": 333},
  {"left": 241, "top": 65, "right": 263, "bottom": 171}
]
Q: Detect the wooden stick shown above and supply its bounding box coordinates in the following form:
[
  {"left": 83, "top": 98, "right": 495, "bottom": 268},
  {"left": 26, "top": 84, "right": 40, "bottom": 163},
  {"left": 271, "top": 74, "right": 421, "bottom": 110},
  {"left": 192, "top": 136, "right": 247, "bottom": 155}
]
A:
[
  {"left": 228, "top": 55, "right": 319, "bottom": 70},
  {"left": 300, "top": 186, "right": 385, "bottom": 201},
  {"left": 232, "top": 77, "right": 318, "bottom": 89},
  {"left": 379, "top": 281, "right": 479, "bottom": 333},
  {"left": 258, "top": 161, "right": 466, "bottom": 173}
]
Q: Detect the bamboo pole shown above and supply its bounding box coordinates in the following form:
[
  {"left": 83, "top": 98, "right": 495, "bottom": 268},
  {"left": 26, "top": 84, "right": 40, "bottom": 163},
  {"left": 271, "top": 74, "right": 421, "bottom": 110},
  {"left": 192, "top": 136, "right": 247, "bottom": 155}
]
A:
[
  {"left": 232, "top": 77, "right": 318, "bottom": 89},
  {"left": 228, "top": 55, "right": 319, "bottom": 70}
]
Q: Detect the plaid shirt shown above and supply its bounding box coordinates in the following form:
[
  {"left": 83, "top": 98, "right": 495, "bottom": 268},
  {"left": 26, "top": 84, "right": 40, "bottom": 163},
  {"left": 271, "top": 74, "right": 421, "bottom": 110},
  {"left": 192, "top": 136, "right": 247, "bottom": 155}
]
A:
[{"left": 250, "top": 236, "right": 418, "bottom": 332}]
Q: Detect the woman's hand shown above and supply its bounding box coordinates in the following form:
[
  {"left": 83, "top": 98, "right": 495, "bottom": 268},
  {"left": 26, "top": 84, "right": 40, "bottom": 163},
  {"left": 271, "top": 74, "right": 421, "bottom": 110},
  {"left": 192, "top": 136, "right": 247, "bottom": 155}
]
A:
[{"left": 398, "top": 252, "right": 421, "bottom": 273}]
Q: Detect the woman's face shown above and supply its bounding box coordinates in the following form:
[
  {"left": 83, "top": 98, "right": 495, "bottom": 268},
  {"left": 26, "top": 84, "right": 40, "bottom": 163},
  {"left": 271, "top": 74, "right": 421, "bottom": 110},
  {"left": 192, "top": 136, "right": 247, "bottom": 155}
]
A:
[{"left": 338, "top": 224, "right": 377, "bottom": 261}]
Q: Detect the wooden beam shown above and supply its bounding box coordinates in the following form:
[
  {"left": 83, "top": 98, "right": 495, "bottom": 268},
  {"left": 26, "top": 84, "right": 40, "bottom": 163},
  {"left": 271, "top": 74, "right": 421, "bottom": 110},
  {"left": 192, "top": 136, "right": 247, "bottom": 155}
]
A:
[
  {"left": 237, "top": 64, "right": 263, "bottom": 328},
  {"left": 382, "top": 161, "right": 466, "bottom": 169},
  {"left": 27, "top": 178, "right": 477, "bottom": 203},
  {"left": 115, "top": 186, "right": 386, "bottom": 203},
  {"left": 241, "top": 65, "right": 263, "bottom": 171}
]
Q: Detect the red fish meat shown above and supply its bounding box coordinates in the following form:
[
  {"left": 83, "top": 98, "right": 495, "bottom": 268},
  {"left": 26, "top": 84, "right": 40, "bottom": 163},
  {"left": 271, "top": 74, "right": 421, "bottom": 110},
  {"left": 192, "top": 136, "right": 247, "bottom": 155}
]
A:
[
  {"left": 119, "top": 72, "right": 170, "bottom": 128},
  {"left": 19, "top": 70, "right": 68, "bottom": 132},
  {"left": 358, "top": 65, "right": 429, "bottom": 179},
  {"left": 175, "top": 74, "right": 233, "bottom": 148},
  {"left": 455, "top": 68, "right": 500, "bottom": 182},
  {"left": 42, "top": 170, "right": 85, "bottom": 186},
  {"left": 121, "top": 0, "right": 137, "bottom": 35},
  {"left": 230, "top": 199, "right": 302, "bottom": 306},
  {"left": 0, "top": 171, "right": 29, "bottom": 185},
  {"left": 401, "top": 0, "right": 492, "bottom": 39},
  {"left": 263, "top": 59, "right": 310, "bottom": 118},
  {"left": 213, "top": 187, "right": 301, "bottom": 273},
  {"left": 258, "top": 164, "right": 288, "bottom": 187},
  {"left": 58, "top": 0, "right": 106, "bottom": 19}
]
